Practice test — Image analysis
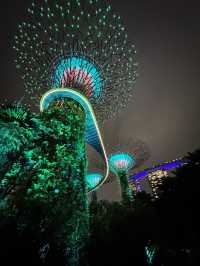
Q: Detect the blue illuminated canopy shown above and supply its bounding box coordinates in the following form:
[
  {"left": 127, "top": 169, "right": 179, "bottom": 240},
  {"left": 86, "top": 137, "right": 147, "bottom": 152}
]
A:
[
  {"left": 109, "top": 153, "right": 135, "bottom": 174},
  {"left": 86, "top": 173, "right": 103, "bottom": 191},
  {"left": 53, "top": 57, "right": 102, "bottom": 99}
]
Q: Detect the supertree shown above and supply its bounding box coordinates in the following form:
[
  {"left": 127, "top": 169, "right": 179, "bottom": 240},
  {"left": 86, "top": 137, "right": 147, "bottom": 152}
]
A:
[
  {"left": 13, "top": 0, "right": 137, "bottom": 192},
  {"left": 86, "top": 173, "right": 103, "bottom": 192},
  {"left": 13, "top": 0, "right": 137, "bottom": 265},
  {"left": 109, "top": 152, "right": 135, "bottom": 205},
  {"left": 108, "top": 137, "right": 150, "bottom": 205},
  {"left": 92, "top": 137, "right": 150, "bottom": 181}
]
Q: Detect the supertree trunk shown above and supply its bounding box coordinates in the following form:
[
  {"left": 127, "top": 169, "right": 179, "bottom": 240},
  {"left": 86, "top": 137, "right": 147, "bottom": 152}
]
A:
[
  {"left": 40, "top": 100, "right": 89, "bottom": 266},
  {"left": 91, "top": 191, "right": 98, "bottom": 203},
  {"left": 62, "top": 152, "right": 89, "bottom": 266},
  {"left": 117, "top": 172, "right": 133, "bottom": 206}
]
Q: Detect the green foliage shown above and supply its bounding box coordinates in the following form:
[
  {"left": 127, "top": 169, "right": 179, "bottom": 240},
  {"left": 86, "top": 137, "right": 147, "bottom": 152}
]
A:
[
  {"left": 0, "top": 100, "right": 88, "bottom": 266},
  {"left": 154, "top": 149, "right": 200, "bottom": 265},
  {"left": 117, "top": 171, "right": 134, "bottom": 206},
  {"left": 0, "top": 122, "right": 28, "bottom": 163},
  {"left": 89, "top": 197, "right": 158, "bottom": 266},
  {"left": 0, "top": 103, "right": 30, "bottom": 124}
]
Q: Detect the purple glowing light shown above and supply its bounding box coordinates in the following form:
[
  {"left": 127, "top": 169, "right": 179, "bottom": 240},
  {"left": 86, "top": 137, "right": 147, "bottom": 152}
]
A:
[{"left": 129, "top": 159, "right": 187, "bottom": 182}]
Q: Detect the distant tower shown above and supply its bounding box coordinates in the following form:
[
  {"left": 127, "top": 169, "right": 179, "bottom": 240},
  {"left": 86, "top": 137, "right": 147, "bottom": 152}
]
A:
[
  {"left": 109, "top": 153, "right": 135, "bottom": 205},
  {"left": 14, "top": 0, "right": 138, "bottom": 194}
]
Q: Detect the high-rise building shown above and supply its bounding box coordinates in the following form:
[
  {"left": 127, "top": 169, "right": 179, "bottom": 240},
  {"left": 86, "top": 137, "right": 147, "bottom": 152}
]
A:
[
  {"left": 129, "top": 159, "right": 188, "bottom": 198},
  {"left": 147, "top": 170, "right": 168, "bottom": 198}
]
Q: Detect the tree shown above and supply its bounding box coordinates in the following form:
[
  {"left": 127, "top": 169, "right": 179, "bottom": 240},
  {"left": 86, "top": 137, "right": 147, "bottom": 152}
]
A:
[
  {"left": 89, "top": 192, "right": 159, "bottom": 266},
  {"left": 155, "top": 149, "right": 200, "bottom": 265},
  {"left": 0, "top": 100, "right": 88, "bottom": 266}
]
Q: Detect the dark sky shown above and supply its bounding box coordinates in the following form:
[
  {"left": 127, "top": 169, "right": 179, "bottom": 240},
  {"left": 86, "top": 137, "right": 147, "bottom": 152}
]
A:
[{"left": 0, "top": 1, "right": 200, "bottom": 199}]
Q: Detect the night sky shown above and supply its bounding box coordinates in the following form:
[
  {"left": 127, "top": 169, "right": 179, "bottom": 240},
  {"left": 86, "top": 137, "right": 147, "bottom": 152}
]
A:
[{"left": 0, "top": 1, "right": 200, "bottom": 200}]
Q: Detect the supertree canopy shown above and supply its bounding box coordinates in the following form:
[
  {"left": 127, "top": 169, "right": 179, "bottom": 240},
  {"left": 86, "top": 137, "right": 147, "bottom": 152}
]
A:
[
  {"left": 106, "top": 137, "right": 150, "bottom": 180},
  {"left": 107, "top": 138, "right": 150, "bottom": 205},
  {"left": 86, "top": 173, "right": 103, "bottom": 191},
  {"left": 109, "top": 153, "right": 135, "bottom": 175},
  {"left": 13, "top": 0, "right": 137, "bottom": 122}
]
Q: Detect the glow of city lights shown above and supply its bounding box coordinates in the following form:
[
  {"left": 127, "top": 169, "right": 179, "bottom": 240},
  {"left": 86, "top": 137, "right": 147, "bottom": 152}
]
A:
[{"left": 129, "top": 159, "right": 187, "bottom": 182}]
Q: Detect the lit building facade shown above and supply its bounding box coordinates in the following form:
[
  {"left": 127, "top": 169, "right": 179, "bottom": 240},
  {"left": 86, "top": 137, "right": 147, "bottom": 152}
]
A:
[
  {"left": 147, "top": 170, "right": 168, "bottom": 198},
  {"left": 129, "top": 159, "right": 188, "bottom": 198}
]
